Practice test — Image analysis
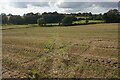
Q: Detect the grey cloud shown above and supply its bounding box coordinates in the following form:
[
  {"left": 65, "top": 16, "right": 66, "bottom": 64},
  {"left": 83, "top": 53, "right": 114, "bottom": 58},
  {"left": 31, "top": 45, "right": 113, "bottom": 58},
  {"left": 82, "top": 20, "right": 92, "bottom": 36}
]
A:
[
  {"left": 10, "top": 2, "right": 49, "bottom": 8},
  {"left": 56, "top": 2, "right": 91, "bottom": 8},
  {"left": 10, "top": 2, "right": 28, "bottom": 8},
  {"left": 31, "top": 2, "right": 49, "bottom": 7},
  {"left": 56, "top": 2, "right": 118, "bottom": 13},
  {"left": 57, "top": 2, "right": 118, "bottom": 8},
  {"left": 92, "top": 2, "right": 118, "bottom": 8}
]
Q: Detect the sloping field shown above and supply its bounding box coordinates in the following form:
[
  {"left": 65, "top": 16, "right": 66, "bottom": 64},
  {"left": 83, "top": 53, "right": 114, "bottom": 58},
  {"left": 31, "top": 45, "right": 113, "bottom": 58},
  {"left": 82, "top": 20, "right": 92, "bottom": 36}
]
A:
[{"left": 2, "top": 23, "right": 119, "bottom": 78}]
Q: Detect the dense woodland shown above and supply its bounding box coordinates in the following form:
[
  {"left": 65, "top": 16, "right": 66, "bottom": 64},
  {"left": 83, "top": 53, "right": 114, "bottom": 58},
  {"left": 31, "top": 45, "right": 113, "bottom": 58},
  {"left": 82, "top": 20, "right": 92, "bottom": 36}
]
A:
[{"left": 1, "top": 9, "right": 120, "bottom": 26}]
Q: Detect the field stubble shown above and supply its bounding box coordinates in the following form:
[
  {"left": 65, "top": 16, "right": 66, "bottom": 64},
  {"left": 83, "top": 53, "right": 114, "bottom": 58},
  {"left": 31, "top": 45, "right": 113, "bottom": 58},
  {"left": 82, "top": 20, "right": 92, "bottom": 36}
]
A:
[{"left": 2, "top": 23, "right": 119, "bottom": 78}]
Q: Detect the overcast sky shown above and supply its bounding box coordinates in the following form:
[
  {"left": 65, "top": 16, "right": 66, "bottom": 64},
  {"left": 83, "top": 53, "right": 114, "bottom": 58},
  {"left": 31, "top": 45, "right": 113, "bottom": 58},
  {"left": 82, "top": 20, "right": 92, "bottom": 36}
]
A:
[{"left": 0, "top": 0, "right": 119, "bottom": 15}]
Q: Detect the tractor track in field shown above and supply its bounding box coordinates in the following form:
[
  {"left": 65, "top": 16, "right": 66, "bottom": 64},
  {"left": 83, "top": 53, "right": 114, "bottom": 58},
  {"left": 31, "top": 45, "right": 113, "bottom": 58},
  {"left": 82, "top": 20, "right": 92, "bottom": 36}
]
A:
[
  {"left": 82, "top": 40, "right": 118, "bottom": 54},
  {"left": 82, "top": 40, "right": 96, "bottom": 54},
  {"left": 3, "top": 53, "right": 44, "bottom": 77},
  {"left": 20, "top": 53, "right": 44, "bottom": 66},
  {"left": 3, "top": 67, "right": 27, "bottom": 78},
  {"left": 81, "top": 40, "right": 118, "bottom": 60},
  {"left": 2, "top": 44, "right": 45, "bottom": 76},
  {"left": 3, "top": 39, "right": 118, "bottom": 77},
  {"left": 3, "top": 40, "right": 118, "bottom": 69}
]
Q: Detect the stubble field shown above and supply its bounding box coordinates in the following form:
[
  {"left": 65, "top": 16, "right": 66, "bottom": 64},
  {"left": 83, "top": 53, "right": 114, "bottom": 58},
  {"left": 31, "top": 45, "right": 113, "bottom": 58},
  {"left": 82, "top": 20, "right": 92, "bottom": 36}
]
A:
[{"left": 2, "top": 23, "right": 119, "bottom": 78}]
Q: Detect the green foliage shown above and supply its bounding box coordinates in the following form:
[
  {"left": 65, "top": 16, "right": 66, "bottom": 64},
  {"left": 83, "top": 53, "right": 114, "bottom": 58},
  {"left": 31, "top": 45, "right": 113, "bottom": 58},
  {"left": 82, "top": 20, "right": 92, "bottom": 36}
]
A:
[
  {"left": 1, "top": 9, "right": 120, "bottom": 26},
  {"left": 62, "top": 16, "right": 73, "bottom": 26},
  {"left": 42, "top": 12, "right": 64, "bottom": 25},
  {"left": 42, "top": 34, "right": 66, "bottom": 53},
  {"left": 103, "top": 9, "right": 120, "bottom": 23},
  {"left": 1, "top": 13, "right": 8, "bottom": 24},
  {"left": 9, "top": 15, "right": 24, "bottom": 25},
  {"left": 1, "top": 9, "right": 120, "bottom": 25},
  {"left": 43, "top": 39, "right": 55, "bottom": 53},
  {"left": 37, "top": 18, "right": 46, "bottom": 26},
  {"left": 23, "top": 12, "right": 41, "bottom": 24},
  {"left": 28, "top": 69, "right": 40, "bottom": 80},
  {"left": 85, "top": 19, "right": 89, "bottom": 24}
]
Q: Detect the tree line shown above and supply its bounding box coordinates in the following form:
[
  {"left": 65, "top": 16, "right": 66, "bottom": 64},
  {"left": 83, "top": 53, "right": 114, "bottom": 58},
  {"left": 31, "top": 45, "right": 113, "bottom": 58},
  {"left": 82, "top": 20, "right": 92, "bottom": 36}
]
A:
[{"left": 1, "top": 9, "right": 120, "bottom": 26}]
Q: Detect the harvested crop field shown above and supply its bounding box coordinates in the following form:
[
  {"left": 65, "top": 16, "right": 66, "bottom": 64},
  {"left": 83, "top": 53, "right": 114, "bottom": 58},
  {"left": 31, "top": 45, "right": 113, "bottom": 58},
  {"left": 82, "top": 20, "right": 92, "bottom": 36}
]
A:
[{"left": 2, "top": 23, "right": 119, "bottom": 78}]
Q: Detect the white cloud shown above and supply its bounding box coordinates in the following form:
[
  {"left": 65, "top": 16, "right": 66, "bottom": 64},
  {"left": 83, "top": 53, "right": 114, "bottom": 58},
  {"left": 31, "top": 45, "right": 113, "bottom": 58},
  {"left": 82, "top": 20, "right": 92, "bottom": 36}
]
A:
[
  {"left": 0, "top": 0, "right": 119, "bottom": 15},
  {"left": 55, "top": 2, "right": 118, "bottom": 13}
]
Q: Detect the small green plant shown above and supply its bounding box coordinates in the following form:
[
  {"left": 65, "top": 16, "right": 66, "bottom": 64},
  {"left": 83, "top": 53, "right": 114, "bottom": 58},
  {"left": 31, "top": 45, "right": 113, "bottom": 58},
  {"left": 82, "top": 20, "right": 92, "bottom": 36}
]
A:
[
  {"left": 42, "top": 34, "right": 66, "bottom": 53},
  {"left": 43, "top": 39, "right": 55, "bottom": 53},
  {"left": 28, "top": 69, "right": 40, "bottom": 80}
]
